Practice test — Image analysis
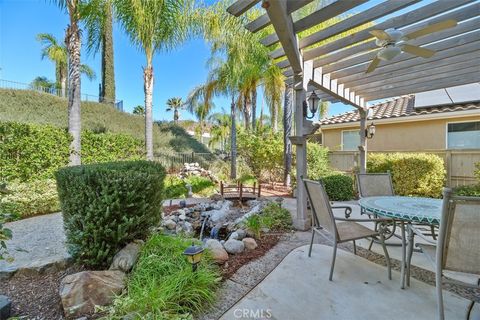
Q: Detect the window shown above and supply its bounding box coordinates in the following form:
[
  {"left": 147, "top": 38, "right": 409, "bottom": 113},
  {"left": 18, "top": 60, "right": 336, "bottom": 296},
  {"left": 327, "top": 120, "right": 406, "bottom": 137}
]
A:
[
  {"left": 342, "top": 130, "right": 360, "bottom": 151},
  {"left": 447, "top": 121, "right": 480, "bottom": 149}
]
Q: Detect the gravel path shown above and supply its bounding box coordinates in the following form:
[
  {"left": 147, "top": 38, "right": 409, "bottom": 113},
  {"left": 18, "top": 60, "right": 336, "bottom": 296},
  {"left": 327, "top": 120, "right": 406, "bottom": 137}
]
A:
[{"left": 0, "top": 213, "right": 70, "bottom": 278}]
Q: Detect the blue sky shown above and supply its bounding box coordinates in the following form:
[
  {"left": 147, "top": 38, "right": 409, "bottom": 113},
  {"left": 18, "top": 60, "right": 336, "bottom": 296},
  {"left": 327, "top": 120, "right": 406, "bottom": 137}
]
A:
[{"left": 0, "top": 0, "right": 434, "bottom": 121}]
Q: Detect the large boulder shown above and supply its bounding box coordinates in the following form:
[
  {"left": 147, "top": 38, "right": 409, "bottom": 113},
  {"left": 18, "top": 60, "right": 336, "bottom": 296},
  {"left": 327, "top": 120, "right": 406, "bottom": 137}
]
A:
[
  {"left": 109, "top": 240, "right": 143, "bottom": 272},
  {"left": 242, "top": 237, "right": 258, "bottom": 250},
  {"left": 59, "top": 270, "right": 126, "bottom": 319},
  {"left": 205, "top": 239, "right": 229, "bottom": 264},
  {"left": 224, "top": 239, "right": 245, "bottom": 254},
  {"left": 0, "top": 295, "right": 11, "bottom": 320}
]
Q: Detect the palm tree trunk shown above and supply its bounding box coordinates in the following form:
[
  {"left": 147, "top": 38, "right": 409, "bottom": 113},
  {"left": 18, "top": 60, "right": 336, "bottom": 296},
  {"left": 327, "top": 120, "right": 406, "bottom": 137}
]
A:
[
  {"left": 101, "top": 2, "right": 115, "bottom": 104},
  {"left": 174, "top": 109, "right": 179, "bottom": 123},
  {"left": 283, "top": 83, "right": 293, "bottom": 186},
  {"left": 272, "top": 103, "right": 278, "bottom": 133},
  {"left": 60, "top": 65, "right": 67, "bottom": 98},
  {"left": 230, "top": 95, "right": 237, "bottom": 180},
  {"left": 144, "top": 62, "right": 154, "bottom": 160},
  {"left": 243, "top": 92, "right": 251, "bottom": 131},
  {"left": 66, "top": 23, "right": 82, "bottom": 166},
  {"left": 251, "top": 87, "right": 257, "bottom": 132}
]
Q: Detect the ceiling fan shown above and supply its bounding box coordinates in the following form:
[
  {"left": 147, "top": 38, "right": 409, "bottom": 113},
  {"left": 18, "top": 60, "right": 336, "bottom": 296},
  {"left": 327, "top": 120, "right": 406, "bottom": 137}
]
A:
[{"left": 365, "top": 19, "right": 458, "bottom": 73}]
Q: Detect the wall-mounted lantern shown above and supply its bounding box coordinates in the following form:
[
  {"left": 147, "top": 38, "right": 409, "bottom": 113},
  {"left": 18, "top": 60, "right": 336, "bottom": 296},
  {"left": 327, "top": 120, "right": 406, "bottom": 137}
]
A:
[
  {"left": 303, "top": 91, "right": 320, "bottom": 119},
  {"left": 365, "top": 122, "right": 376, "bottom": 139}
]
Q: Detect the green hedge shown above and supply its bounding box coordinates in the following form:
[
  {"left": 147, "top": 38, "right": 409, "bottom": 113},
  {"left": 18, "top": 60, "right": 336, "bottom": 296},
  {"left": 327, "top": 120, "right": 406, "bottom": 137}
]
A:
[
  {"left": 55, "top": 161, "right": 166, "bottom": 268},
  {"left": 322, "top": 174, "right": 354, "bottom": 201},
  {"left": 0, "top": 121, "right": 144, "bottom": 182},
  {"left": 0, "top": 179, "right": 59, "bottom": 218},
  {"left": 368, "top": 153, "right": 445, "bottom": 198}
]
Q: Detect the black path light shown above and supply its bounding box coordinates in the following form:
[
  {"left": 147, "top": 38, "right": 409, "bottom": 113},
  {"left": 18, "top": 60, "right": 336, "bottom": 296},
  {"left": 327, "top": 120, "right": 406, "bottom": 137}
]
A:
[
  {"left": 303, "top": 91, "right": 320, "bottom": 119},
  {"left": 183, "top": 242, "right": 204, "bottom": 272}
]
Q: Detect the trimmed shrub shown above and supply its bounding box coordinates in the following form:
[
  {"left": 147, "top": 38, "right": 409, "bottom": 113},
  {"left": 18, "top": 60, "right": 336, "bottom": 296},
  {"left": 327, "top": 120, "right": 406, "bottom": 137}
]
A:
[
  {"left": 0, "top": 179, "right": 59, "bottom": 218},
  {"left": 55, "top": 161, "right": 166, "bottom": 268},
  {"left": 454, "top": 184, "right": 480, "bottom": 197},
  {"left": 368, "top": 153, "right": 445, "bottom": 198},
  {"left": 307, "top": 143, "right": 331, "bottom": 180},
  {"left": 0, "top": 121, "right": 144, "bottom": 183},
  {"left": 322, "top": 174, "right": 354, "bottom": 201}
]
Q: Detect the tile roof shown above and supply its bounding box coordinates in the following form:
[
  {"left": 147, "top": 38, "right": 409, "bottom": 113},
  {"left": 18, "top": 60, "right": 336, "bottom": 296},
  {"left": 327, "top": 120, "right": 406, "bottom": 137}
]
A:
[{"left": 320, "top": 95, "right": 480, "bottom": 126}]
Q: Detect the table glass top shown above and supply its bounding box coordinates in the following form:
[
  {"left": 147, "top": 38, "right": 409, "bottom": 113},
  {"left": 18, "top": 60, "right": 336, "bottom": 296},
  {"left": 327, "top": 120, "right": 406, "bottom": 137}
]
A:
[{"left": 358, "top": 196, "right": 442, "bottom": 224}]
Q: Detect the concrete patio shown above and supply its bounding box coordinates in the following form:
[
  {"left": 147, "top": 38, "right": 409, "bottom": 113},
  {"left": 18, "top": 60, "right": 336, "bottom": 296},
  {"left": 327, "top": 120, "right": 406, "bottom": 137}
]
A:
[{"left": 221, "top": 244, "right": 470, "bottom": 320}]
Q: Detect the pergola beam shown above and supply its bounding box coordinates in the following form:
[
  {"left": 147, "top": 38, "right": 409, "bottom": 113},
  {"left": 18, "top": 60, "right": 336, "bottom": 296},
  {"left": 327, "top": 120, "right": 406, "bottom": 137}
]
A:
[
  {"left": 264, "top": 0, "right": 303, "bottom": 74},
  {"left": 227, "top": 0, "right": 261, "bottom": 17},
  {"left": 245, "top": 0, "right": 314, "bottom": 32}
]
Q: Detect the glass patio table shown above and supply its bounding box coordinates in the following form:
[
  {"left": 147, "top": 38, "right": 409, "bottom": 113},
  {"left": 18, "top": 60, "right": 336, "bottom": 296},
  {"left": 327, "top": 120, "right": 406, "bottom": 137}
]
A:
[{"left": 358, "top": 196, "right": 442, "bottom": 288}]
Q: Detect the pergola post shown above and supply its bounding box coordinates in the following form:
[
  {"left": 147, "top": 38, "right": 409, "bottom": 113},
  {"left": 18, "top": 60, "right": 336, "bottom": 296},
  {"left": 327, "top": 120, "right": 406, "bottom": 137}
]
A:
[
  {"left": 293, "top": 73, "right": 310, "bottom": 231},
  {"left": 359, "top": 108, "right": 367, "bottom": 174}
]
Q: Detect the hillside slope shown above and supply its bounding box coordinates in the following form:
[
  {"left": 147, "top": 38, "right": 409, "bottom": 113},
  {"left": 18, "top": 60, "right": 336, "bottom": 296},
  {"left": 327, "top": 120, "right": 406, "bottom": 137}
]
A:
[{"left": 0, "top": 89, "right": 210, "bottom": 155}]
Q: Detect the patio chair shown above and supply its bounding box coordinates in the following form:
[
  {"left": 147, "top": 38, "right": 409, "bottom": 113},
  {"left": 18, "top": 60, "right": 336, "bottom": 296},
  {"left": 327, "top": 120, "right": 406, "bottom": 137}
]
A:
[
  {"left": 406, "top": 188, "right": 480, "bottom": 320},
  {"left": 357, "top": 173, "right": 398, "bottom": 246},
  {"left": 303, "top": 177, "right": 392, "bottom": 281}
]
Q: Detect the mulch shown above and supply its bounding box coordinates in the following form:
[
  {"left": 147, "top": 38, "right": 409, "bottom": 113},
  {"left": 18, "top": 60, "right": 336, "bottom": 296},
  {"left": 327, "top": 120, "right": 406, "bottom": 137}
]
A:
[
  {"left": 0, "top": 265, "right": 85, "bottom": 320},
  {"left": 220, "top": 233, "right": 282, "bottom": 279}
]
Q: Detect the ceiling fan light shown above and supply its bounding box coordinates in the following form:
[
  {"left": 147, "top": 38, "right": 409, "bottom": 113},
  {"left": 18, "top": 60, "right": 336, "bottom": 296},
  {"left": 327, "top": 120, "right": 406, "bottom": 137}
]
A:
[{"left": 377, "top": 46, "right": 402, "bottom": 61}]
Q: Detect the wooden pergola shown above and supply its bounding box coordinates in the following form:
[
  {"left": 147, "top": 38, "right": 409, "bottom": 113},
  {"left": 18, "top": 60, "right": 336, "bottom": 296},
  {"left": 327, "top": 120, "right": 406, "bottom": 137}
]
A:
[{"left": 227, "top": 0, "right": 480, "bottom": 229}]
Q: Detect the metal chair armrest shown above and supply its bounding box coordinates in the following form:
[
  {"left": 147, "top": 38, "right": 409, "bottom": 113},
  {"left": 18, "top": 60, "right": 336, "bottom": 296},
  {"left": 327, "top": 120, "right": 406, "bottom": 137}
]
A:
[
  {"left": 410, "top": 224, "right": 437, "bottom": 245},
  {"left": 334, "top": 217, "right": 393, "bottom": 223},
  {"left": 331, "top": 205, "right": 353, "bottom": 218}
]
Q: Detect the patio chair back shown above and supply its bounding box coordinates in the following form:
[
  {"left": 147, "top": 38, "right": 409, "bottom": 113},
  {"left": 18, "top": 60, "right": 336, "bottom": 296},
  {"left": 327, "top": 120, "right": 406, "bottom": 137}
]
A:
[
  {"left": 357, "top": 173, "right": 395, "bottom": 198},
  {"left": 438, "top": 189, "right": 480, "bottom": 275},
  {"left": 303, "top": 178, "right": 337, "bottom": 238}
]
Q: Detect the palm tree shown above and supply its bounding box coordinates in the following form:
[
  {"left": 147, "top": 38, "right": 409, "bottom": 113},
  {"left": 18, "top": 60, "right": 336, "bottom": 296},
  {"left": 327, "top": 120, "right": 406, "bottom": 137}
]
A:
[
  {"left": 263, "top": 63, "right": 284, "bottom": 133},
  {"left": 115, "top": 0, "right": 192, "bottom": 160},
  {"left": 51, "top": 0, "right": 83, "bottom": 166},
  {"left": 208, "top": 112, "right": 230, "bottom": 152},
  {"left": 82, "top": 0, "right": 116, "bottom": 103},
  {"left": 132, "top": 105, "right": 145, "bottom": 116},
  {"left": 166, "top": 97, "right": 184, "bottom": 123},
  {"left": 30, "top": 76, "right": 56, "bottom": 92},
  {"left": 37, "top": 32, "right": 96, "bottom": 98}
]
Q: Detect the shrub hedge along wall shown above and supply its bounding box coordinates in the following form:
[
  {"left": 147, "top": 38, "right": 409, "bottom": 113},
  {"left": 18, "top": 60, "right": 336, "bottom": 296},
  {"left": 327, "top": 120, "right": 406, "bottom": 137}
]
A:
[
  {"left": 367, "top": 153, "right": 446, "bottom": 198},
  {"left": 55, "top": 161, "right": 166, "bottom": 268},
  {"left": 322, "top": 174, "right": 354, "bottom": 201},
  {"left": 0, "top": 121, "right": 144, "bottom": 182}
]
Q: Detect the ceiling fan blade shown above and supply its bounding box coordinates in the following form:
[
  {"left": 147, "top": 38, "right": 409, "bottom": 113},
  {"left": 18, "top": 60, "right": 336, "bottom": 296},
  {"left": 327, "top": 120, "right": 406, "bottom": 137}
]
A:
[
  {"left": 401, "top": 44, "right": 436, "bottom": 58},
  {"left": 403, "top": 19, "right": 457, "bottom": 40},
  {"left": 366, "top": 57, "right": 381, "bottom": 74},
  {"left": 369, "top": 30, "right": 392, "bottom": 41}
]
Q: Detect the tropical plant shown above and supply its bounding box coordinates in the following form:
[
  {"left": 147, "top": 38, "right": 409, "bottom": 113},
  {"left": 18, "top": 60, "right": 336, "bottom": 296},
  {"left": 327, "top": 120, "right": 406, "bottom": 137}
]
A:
[
  {"left": 132, "top": 104, "right": 145, "bottom": 116},
  {"left": 208, "top": 112, "right": 230, "bottom": 151},
  {"left": 37, "top": 32, "right": 96, "bottom": 98},
  {"left": 115, "top": 0, "right": 193, "bottom": 160},
  {"left": 166, "top": 97, "right": 184, "bottom": 123},
  {"left": 82, "top": 0, "right": 116, "bottom": 103},
  {"left": 30, "top": 76, "right": 56, "bottom": 91}
]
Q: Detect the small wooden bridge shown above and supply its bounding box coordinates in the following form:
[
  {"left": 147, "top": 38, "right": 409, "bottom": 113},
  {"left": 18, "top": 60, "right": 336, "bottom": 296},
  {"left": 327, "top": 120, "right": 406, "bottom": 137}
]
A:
[{"left": 220, "top": 182, "right": 261, "bottom": 201}]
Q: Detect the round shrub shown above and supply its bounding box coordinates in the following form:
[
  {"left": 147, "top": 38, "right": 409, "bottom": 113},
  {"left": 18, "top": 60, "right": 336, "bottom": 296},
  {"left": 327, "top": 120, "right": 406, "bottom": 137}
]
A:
[
  {"left": 55, "top": 160, "right": 166, "bottom": 268},
  {"left": 322, "top": 174, "right": 354, "bottom": 201},
  {"left": 368, "top": 153, "right": 445, "bottom": 198}
]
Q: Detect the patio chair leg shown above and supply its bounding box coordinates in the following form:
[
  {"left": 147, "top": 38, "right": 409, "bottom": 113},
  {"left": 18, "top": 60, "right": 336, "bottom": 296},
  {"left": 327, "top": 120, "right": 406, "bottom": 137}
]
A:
[
  {"left": 368, "top": 238, "right": 374, "bottom": 251},
  {"left": 379, "top": 224, "right": 392, "bottom": 280},
  {"left": 308, "top": 229, "right": 315, "bottom": 257},
  {"left": 353, "top": 240, "right": 357, "bottom": 255},
  {"left": 430, "top": 225, "right": 437, "bottom": 240},
  {"left": 329, "top": 242, "right": 338, "bottom": 281},
  {"left": 436, "top": 274, "right": 445, "bottom": 320},
  {"left": 406, "top": 226, "right": 415, "bottom": 287}
]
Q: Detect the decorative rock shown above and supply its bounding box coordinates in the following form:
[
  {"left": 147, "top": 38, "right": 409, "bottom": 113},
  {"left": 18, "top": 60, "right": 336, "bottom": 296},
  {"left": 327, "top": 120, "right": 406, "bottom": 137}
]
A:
[
  {"left": 59, "top": 270, "right": 126, "bottom": 319},
  {"left": 109, "top": 240, "right": 143, "bottom": 272},
  {"left": 242, "top": 237, "right": 258, "bottom": 250},
  {"left": 224, "top": 239, "right": 245, "bottom": 254},
  {"left": 164, "top": 219, "right": 176, "bottom": 230},
  {"left": 236, "top": 229, "right": 247, "bottom": 240},
  {"left": 205, "top": 239, "right": 229, "bottom": 264},
  {"left": 179, "top": 200, "right": 187, "bottom": 208},
  {"left": 0, "top": 295, "right": 11, "bottom": 320},
  {"left": 178, "top": 214, "right": 187, "bottom": 221},
  {"left": 229, "top": 231, "right": 239, "bottom": 240},
  {"left": 183, "top": 221, "right": 194, "bottom": 236},
  {"left": 220, "top": 240, "right": 225, "bottom": 245}
]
